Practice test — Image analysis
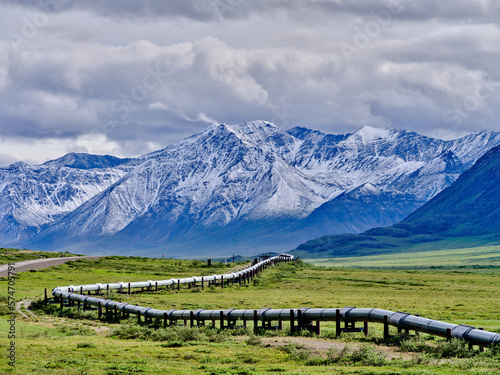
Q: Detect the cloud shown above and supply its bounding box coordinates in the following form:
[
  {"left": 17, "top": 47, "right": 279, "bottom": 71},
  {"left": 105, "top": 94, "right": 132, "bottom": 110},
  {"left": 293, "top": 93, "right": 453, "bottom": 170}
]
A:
[{"left": 0, "top": 0, "right": 499, "bottom": 164}]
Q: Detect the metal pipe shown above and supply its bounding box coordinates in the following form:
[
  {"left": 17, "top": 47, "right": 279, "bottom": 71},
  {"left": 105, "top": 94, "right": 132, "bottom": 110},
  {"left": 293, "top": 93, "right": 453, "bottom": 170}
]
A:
[{"left": 51, "top": 254, "right": 500, "bottom": 347}]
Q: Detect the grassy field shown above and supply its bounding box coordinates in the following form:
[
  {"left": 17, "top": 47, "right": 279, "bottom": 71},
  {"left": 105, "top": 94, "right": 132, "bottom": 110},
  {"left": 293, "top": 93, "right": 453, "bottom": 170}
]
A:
[
  {"left": 1, "top": 251, "right": 500, "bottom": 374},
  {"left": 0, "top": 248, "right": 80, "bottom": 264},
  {"left": 308, "top": 245, "right": 500, "bottom": 268}
]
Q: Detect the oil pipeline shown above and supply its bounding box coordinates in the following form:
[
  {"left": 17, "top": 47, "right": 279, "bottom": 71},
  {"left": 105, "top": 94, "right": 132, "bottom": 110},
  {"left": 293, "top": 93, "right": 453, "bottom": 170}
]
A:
[{"left": 49, "top": 254, "right": 500, "bottom": 350}]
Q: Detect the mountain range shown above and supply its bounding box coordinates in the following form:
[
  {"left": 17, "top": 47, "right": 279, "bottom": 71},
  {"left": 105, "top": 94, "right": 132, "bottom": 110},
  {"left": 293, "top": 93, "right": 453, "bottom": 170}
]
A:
[
  {"left": 292, "top": 143, "right": 500, "bottom": 259},
  {"left": 1, "top": 121, "right": 499, "bottom": 257}
]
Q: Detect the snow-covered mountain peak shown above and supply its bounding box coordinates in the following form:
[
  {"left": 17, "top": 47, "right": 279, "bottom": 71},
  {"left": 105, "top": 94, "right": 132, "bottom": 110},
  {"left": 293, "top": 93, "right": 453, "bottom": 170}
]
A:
[
  {"left": 2, "top": 120, "right": 500, "bottom": 255},
  {"left": 42, "top": 152, "right": 132, "bottom": 170},
  {"left": 350, "top": 125, "right": 393, "bottom": 143},
  {"left": 224, "top": 121, "right": 281, "bottom": 144}
]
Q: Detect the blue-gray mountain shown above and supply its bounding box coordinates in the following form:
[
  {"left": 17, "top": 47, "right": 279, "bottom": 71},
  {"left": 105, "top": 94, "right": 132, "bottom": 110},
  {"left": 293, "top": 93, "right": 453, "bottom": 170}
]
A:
[
  {"left": 292, "top": 143, "right": 500, "bottom": 258},
  {"left": 1, "top": 121, "right": 499, "bottom": 257}
]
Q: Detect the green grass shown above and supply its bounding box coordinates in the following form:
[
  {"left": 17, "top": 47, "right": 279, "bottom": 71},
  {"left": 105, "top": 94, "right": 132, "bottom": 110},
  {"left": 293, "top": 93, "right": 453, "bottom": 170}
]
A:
[
  {"left": 1, "top": 253, "right": 500, "bottom": 374},
  {"left": 0, "top": 248, "right": 79, "bottom": 264},
  {"left": 308, "top": 245, "right": 500, "bottom": 268}
]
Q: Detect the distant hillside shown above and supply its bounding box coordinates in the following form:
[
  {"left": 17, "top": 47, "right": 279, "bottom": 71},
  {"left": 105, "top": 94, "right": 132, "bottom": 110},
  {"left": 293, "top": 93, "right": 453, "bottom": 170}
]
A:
[{"left": 292, "top": 144, "right": 500, "bottom": 259}]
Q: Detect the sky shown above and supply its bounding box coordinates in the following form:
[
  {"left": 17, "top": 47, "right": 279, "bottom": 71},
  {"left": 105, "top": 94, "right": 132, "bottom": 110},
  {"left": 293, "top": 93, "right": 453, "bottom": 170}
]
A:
[{"left": 0, "top": 0, "right": 499, "bottom": 166}]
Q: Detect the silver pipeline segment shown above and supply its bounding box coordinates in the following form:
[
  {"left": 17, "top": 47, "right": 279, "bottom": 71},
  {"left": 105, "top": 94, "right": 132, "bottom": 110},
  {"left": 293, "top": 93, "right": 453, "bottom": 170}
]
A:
[
  {"left": 52, "top": 254, "right": 293, "bottom": 294},
  {"left": 51, "top": 254, "right": 500, "bottom": 348}
]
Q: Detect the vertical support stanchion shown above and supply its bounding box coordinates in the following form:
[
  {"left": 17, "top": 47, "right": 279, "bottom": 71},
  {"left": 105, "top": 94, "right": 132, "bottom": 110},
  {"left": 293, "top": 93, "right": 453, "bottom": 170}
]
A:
[
  {"left": 336, "top": 309, "right": 341, "bottom": 337},
  {"left": 220, "top": 311, "right": 224, "bottom": 329},
  {"left": 239, "top": 275, "right": 242, "bottom": 286},
  {"left": 479, "top": 328, "right": 484, "bottom": 352},
  {"left": 446, "top": 328, "right": 452, "bottom": 341},
  {"left": 155, "top": 282, "right": 158, "bottom": 293},
  {"left": 190, "top": 311, "right": 195, "bottom": 327},
  {"left": 243, "top": 318, "right": 247, "bottom": 329},
  {"left": 107, "top": 284, "right": 110, "bottom": 296},
  {"left": 177, "top": 280, "right": 180, "bottom": 292},
  {"left": 137, "top": 311, "right": 141, "bottom": 324},
  {"left": 164, "top": 312, "right": 168, "bottom": 328},
  {"left": 384, "top": 315, "right": 389, "bottom": 340},
  {"left": 414, "top": 314, "right": 420, "bottom": 335},
  {"left": 114, "top": 305, "right": 118, "bottom": 320},
  {"left": 364, "top": 321, "right": 369, "bottom": 336},
  {"left": 279, "top": 320, "right": 283, "bottom": 331},
  {"left": 44, "top": 288, "right": 47, "bottom": 308},
  {"left": 128, "top": 283, "right": 131, "bottom": 295},
  {"left": 98, "top": 302, "right": 102, "bottom": 319},
  {"left": 297, "top": 309, "right": 303, "bottom": 332},
  {"left": 77, "top": 300, "right": 81, "bottom": 311},
  {"left": 253, "top": 310, "right": 258, "bottom": 333},
  {"left": 290, "top": 309, "right": 295, "bottom": 333},
  {"left": 221, "top": 275, "right": 224, "bottom": 289},
  {"left": 201, "top": 277, "right": 204, "bottom": 290},
  {"left": 59, "top": 295, "right": 63, "bottom": 309},
  {"left": 316, "top": 321, "right": 321, "bottom": 335}
]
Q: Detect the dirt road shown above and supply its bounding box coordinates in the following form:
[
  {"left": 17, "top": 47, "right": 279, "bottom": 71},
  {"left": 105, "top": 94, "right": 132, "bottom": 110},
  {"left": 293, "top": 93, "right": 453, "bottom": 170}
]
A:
[{"left": 0, "top": 256, "right": 102, "bottom": 277}]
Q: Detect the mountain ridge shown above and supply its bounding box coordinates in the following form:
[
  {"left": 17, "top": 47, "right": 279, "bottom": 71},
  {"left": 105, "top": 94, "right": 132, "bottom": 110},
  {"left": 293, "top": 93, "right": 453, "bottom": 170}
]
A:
[
  {"left": 1, "top": 121, "right": 499, "bottom": 256},
  {"left": 292, "top": 144, "right": 500, "bottom": 259}
]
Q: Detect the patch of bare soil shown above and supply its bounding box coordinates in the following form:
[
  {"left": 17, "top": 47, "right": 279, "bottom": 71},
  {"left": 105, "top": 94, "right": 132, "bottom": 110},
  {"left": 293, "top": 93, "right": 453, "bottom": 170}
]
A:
[{"left": 249, "top": 336, "right": 412, "bottom": 360}]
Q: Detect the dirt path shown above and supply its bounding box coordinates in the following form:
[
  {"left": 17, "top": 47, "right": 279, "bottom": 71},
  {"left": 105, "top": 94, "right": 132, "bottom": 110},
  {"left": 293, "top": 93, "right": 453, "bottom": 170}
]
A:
[
  {"left": 257, "top": 336, "right": 410, "bottom": 360},
  {"left": 0, "top": 256, "right": 102, "bottom": 277},
  {"left": 16, "top": 299, "right": 37, "bottom": 318}
]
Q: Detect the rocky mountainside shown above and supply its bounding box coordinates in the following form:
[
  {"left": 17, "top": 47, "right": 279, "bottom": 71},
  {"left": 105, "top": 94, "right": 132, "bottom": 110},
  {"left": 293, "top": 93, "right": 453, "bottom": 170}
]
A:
[
  {"left": 0, "top": 154, "right": 132, "bottom": 244},
  {"left": 1, "top": 121, "right": 499, "bottom": 256},
  {"left": 293, "top": 144, "right": 500, "bottom": 259}
]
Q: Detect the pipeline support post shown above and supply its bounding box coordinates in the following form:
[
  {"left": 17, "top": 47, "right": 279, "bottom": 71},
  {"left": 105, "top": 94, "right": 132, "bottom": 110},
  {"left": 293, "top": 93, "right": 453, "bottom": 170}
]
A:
[
  {"left": 297, "top": 309, "right": 303, "bottom": 333},
  {"left": 336, "top": 309, "right": 341, "bottom": 337},
  {"left": 446, "top": 328, "right": 452, "bottom": 341},
  {"left": 479, "top": 327, "right": 485, "bottom": 352},
  {"left": 44, "top": 288, "right": 47, "bottom": 308},
  {"left": 220, "top": 311, "right": 224, "bottom": 329},
  {"left": 383, "top": 315, "right": 389, "bottom": 340},
  {"left": 290, "top": 309, "right": 295, "bottom": 333},
  {"left": 253, "top": 310, "right": 258, "bottom": 333}
]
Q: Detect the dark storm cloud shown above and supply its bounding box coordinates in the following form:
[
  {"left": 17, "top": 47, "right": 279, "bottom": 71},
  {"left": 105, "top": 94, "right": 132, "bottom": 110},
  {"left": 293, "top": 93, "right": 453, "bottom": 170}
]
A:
[{"left": 4, "top": 0, "right": 500, "bottom": 22}]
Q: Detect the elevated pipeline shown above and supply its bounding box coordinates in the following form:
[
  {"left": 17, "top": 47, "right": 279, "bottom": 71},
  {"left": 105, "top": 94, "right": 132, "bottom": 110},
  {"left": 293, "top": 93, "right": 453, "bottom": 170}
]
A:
[{"left": 50, "top": 254, "right": 500, "bottom": 348}]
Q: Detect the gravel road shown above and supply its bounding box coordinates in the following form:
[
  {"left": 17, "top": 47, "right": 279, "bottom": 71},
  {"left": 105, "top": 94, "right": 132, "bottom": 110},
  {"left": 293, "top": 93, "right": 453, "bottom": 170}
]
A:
[{"left": 0, "top": 256, "right": 102, "bottom": 277}]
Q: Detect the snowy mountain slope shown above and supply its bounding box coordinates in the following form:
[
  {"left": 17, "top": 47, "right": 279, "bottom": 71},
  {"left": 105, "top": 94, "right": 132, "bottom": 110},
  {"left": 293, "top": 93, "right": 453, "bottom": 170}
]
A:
[
  {"left": 292, "top": 144, "right": 500, "bottom": 259},
  {"left": 0, "top": 154, "right": 132, "bottom": 244},
  {"left": 3, "top": 121, "right": 499, "bottom": 255},
  {"left": 288, "top": 125, "right": 500, "bottom": 200},
  {"left": 28, "top": 122, "right": 335, "bottom": 247}
]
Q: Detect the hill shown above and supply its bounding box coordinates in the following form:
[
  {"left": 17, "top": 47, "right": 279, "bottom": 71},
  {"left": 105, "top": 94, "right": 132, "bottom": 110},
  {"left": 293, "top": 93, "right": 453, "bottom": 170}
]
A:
[{"left": 292, "top": 144, "right": 500, "bottom": 259}]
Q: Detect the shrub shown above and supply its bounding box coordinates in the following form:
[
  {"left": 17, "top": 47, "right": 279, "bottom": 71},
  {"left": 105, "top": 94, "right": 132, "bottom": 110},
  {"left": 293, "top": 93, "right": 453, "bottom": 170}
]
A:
[
  {"left": 349, "top": 344, "right": 387, "bottom": 366},
  {"left": 77, "top": 342, "right": 96, "bottom": 348},
  {"left": 245, "top": 335, "right": 262, "bottom": 346}
]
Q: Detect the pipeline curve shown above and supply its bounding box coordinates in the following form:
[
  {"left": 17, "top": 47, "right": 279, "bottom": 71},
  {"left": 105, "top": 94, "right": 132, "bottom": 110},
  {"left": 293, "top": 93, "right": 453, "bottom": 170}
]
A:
[{"left": 51, "top": 254, "right": 500, "bottom": 348}]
